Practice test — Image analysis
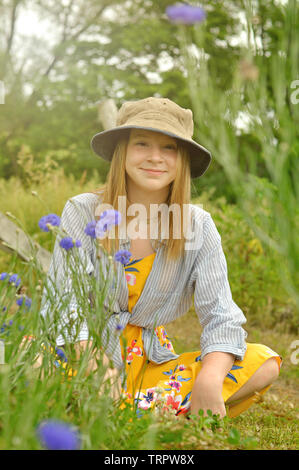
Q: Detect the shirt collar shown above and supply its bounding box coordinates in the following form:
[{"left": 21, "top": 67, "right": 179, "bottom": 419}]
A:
[{"left": 119, "top": 237, "right": 166, "bottom": 247}]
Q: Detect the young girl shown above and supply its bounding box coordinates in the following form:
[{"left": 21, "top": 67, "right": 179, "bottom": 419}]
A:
[{"left": 40, "top": 97, "right": 282, "bottom": 419}]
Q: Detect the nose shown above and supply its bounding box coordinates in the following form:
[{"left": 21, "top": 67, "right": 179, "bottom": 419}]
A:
[{"left": 148, "top": 145, "right": 164, "bottom": 161}]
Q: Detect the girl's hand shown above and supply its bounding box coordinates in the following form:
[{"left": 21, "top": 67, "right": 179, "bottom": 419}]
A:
[
  {"left": 190, "top": 375, "right": 226, "bottom": 418},
  {"left": 74, "top": 340, "right": 121, "bottom": 401},
  {"left": 190, "top": 351, "right": 235, "bottom": 418},
  {"left": 19, "top": 336, "right": 45, "bottom": 378}
]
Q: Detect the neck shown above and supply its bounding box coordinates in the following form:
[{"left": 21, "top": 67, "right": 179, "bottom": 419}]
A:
[
  {"left": 127, "top": 198, "right": 167, "bottom": 221},
  {"left": 127, "top": 192, "right": 169, "bottom": 212}
]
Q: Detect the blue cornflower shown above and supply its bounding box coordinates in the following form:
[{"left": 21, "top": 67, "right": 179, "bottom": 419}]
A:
[
  {"left": 59, "top": 237, "right": 82, "bottom": 251},
  {"left": 0, "top": 320, "right": 12, "bottom": 335},
  {"left": 55, "top": 347, "right": 68, "bottom": 363},
  {"left": 36, "top": 419, "right": 81, "bottom": 450},
  {"left": 95, "top": 210, "right": 122, "bottom": 238},
  {"left": 100, "top": 209, "right": 122, "bottom": 225},
  {"left": 166, "top": 3, "right": 206, "bottom": 24},
  {"left": 16, "top": 295, "right": 32, "bottom": 310},
  {"left": 114, "top": 249, "right": 132, "bottom": 266},
  {"left": 84, "top": 220, "right": 97, "bottom": 239},
  {"left": 8, "top": 274, "right": 21, "bottom": 288},
  {"left": 0, "top": 272, "right": 7, "bottom": 281},
  {"left": 38, "top": 214, "right": 61, "bottom": 232}
]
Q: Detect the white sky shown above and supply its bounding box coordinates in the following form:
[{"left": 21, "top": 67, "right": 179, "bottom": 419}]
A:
[{"left": 14, "top": 6, "right": 250, "bottom": 82}]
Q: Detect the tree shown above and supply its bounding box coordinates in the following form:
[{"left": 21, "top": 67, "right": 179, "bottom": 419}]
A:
[{"left": 0, "top": 0, "right": 294, "bottom": 204}]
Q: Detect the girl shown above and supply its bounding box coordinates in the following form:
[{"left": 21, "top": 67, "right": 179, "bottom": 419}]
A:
[{"left": 40, "top": 97, "right": 282, "bottom": 418}]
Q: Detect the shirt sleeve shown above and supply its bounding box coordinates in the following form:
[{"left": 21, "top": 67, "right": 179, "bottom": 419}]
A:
[
  {"left": 193, "top": 212, "right": 248, "bottom": 361},
  {"left": 39, "top": 197, "right": 95, "bottom": 346}
]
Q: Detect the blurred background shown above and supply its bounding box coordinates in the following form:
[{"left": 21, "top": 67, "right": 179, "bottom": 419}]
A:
[{"left": 0, "top": 0, "right": 294, "bottom": 200}]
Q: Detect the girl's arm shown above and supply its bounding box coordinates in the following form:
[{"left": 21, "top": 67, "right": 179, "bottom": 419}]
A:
[
  {"left": 190, "top": 351, "right": 235, "bottom": 417},
  {"left": 74, "top": 340, "right": 121, "bottom": 400},
  {"left": 190, "top": 212, "right": 248, "bottom": 417},
  {"left": 39, "top": 196, "right": 96, "bottom": 350},
  {"left": 193, "top": 212, "right": 248, "bottom": 362}
]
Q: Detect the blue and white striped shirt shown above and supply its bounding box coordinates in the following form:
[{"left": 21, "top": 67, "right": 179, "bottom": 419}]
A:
[{"left": 39, "top": 192, "right": 248, "bottom": 370}]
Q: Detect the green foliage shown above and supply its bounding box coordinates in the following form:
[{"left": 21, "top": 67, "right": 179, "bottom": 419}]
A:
[
  {"left": 191, "top": 189, "right": 298, "bottom": 332},
  {"left": 175, "top": 0, "right": 299, "bottom": 310},
  {"left": 227, "top": 427, "right": 258, "bottom": 450},
  {"left": 1, "top": 0, "right": 295, "bottom": 203}
]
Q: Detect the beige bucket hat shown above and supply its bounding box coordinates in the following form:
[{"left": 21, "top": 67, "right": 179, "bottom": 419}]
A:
[{"left": 90, "top": 96, "right": 212, "bottom": 179}]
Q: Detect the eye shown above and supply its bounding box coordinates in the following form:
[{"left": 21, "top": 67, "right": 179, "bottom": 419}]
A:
[
  {"left": 165, "top": 145, "right": 177, "bottom": 150},
  {"left": 135, "top": 141, "right": 176, "bottom": 149}
]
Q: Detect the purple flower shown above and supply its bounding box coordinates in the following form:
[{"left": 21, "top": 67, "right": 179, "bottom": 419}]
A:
[
  {"left": 16, "top": 296, "right": 32, "bottom": 310},
  {"left": 166, "top": 3, "right": 206, "bottom": 24},
  {"left": 100, "top": 209, "right": 122, "bottom": 225},
  {"left": 8, "top": 274, "right": 21, "bottom": 288},
  {"left": 55, "top": 347, "right": 68, "bottom": 363},
  {"left": 36, "top": 419, "right": 81, "bottom": 450},
  {"left": 0, "top": 272, "right": 7, "bottom": 281},
  {"left": 116, "top": 324, "right": 124, "bottom": 332},
  {"left": 114, "top": 249, "right": 132, "bottom": 266},
  {"left": 1, "top": 306, "right": 7, "bottom": 312},
  {"left": 0, "top": 319, "right": 13, "bottom": 335},
  {"left": 38, "top": 214, "right": 61, "bottom": 232},
  {"left": 59, "top": 237, "right": 82, "bottom": 251},
  {"left": 95, "top": 210, "right": 122, "bottom": 238},
  {"left": 84, "top": 220, "right": 97, "bottom": 239}
]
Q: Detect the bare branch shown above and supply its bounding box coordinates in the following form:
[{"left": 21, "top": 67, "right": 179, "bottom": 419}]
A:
[
  {"left": 27, "top": 1, "right": 111, "bottom": 104},
  {"left": 1, "top": 0, "right": 22, "bottom": 80},
  {"left": 61, "top": 0, "right": 75, "bottom": 42}
]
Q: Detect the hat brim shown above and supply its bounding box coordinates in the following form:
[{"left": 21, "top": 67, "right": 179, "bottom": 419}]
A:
[{"left": 90, "top": 125, "right": 212, "bottom": 179}]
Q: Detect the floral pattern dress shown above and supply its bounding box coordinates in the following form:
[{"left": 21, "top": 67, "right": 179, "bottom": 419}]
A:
[{"left": 120, "top": 253, "right": 282, "bottom": 418}]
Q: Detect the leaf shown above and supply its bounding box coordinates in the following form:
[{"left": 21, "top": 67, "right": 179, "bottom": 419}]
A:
[{"left": 228, "top": 428, "right": 241, "bottom": 445}]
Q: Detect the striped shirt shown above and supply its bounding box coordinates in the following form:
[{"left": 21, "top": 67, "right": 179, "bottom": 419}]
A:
[{"left": 39, "top": 192, "right": 248, "bottom": 370}]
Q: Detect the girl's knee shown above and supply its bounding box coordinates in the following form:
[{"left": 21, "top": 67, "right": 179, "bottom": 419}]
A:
[{"left": 262, "top": 357, "right": 280, "bottom": 384}]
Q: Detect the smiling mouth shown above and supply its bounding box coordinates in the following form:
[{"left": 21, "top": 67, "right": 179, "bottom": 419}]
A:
[{"left": 142, "top": 169, "right": 166, "bottom": 174}]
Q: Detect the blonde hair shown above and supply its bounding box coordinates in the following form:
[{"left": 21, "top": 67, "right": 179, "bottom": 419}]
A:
[{"left": 90, "top": 132, "right": 192, "bottom": 262}]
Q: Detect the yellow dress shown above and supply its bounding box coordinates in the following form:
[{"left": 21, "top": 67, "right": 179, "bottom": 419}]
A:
[{"left": 120, "top": 253, "right": 282, "bottom": 418}]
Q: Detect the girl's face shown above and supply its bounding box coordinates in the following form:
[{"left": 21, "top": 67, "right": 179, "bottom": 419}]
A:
[{"left": 125, "top": 129, "right": 178, "bottom": 196}]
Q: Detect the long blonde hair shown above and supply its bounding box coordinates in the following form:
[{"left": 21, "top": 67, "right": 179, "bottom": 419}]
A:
[{"left": 90, "top": 132, "right": 192, "bottom": 262}]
